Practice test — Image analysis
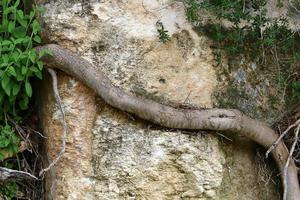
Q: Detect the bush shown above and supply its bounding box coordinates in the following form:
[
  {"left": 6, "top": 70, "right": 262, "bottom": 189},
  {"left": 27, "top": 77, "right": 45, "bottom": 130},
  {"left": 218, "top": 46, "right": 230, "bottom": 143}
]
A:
[
  {"left": 0, "top": 0, "right": 48, "bottom": 197},
  {"left": 184, "top": 0, "right": 300, "bottom": 102}
]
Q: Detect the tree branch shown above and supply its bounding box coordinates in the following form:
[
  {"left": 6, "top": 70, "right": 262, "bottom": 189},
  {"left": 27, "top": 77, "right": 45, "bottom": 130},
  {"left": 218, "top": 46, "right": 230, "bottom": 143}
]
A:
[{"left": 0, "top": 167, "right": 38, "bottom": 182}]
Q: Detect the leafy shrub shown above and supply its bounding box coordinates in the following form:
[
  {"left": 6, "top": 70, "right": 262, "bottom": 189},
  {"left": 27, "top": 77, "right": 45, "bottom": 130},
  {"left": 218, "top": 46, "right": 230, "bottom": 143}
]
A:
[
  {"left": 0, "top": 0, "right": 45, "bottom": 115},
  {"left": 0, "top": 0, "right": 48, "bottom": 198},
  {"left": 183, "top": 0, "right": 300, "bottom": 102}
]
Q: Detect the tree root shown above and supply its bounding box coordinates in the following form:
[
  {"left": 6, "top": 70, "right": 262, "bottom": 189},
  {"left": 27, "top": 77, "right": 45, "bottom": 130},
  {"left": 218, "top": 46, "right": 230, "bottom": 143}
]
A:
[
  {"left": 36, "top": 44, "right": 300, "bottom": 200},
  {"left": 39, "top": 69, "right": 67, "bottom": 177}
]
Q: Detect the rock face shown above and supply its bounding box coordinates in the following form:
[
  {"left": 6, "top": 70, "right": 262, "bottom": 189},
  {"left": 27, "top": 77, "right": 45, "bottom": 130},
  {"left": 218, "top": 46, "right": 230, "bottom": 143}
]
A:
[
  {"left": 40, "top": 0, "right": 281, "bottom": 199},
  {"left": 40, "top": 73, "right": 97, "bottom": 199}
]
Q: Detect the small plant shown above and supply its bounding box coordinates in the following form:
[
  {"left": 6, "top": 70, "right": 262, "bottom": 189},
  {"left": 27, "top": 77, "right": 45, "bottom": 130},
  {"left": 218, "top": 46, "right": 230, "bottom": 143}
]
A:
[
  {"left": 0, "top": 0, "right": 51, "bottom": 158},
  {"left": 0, "top": 0, "right": 49, "bottom": 198},
  {"left": 0, "top": 0, "right": 46, "bottom": 114},
  {"left": 185, "top": 0, "right": 200, "bottom": 23},
  {"left": 156, "top": 20, "right": 170, "bottom": 43},
  {"left": 184, "top": 0, "right": 300, "bottom": 105}
]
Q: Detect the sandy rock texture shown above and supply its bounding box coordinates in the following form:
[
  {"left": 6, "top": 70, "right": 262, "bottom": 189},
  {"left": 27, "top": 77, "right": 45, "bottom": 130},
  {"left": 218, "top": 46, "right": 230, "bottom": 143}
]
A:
[
  {"left": 40, "top": 73, "right": 97, "bottom": 200},
  {"left": 39, "top": 0, "right": 281, "bottom": 199}
]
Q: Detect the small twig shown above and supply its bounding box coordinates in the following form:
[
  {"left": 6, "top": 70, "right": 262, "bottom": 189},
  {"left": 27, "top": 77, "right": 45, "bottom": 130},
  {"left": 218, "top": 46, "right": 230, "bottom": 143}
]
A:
[
  {"left": 26, "top": 127, "right": 47, "bottom": 139},
  {"left": 283, "top": 122, "right": 300, "bottom": 200},
  {"left": 7, "top": 116, "right": 34, "bottom": 152},
  {"left": 0, "top": 167, "right": 38, "bottom": 182},
  {"left": 39, "top": 69, "right": 67, "bottom": 177},
  {"left": 7, "top": 116, "right": 27, "bottom": 141},
  {"left": 217, "top": 132, "right": 233, "bottom": 142},
  {"left": 266, "top": 118, "right": 300, "bottom": 158},
  {"left": 265, "top": 118, "right": 300, "bottom": 200}
]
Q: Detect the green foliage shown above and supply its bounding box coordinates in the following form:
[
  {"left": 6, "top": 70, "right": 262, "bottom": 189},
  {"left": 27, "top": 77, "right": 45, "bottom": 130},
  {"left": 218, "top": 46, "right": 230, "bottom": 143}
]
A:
[
  {"left": 184, "top": 0, "right": 295, "bottom": 56},
  {"left": 185, "top": 0, "right": 200, "bottom": 23},
  {"left": 184, "top": 0, "right": 300, "bottom": 102},
  {"left": 0, "top": 0, "right": 48, "bottom": 198},
  {"left": 0, "top": 0, "right": 46, "bottom": 115},
  {"left": 0, "top": 182, "right": 18, "bottom": 199},
  {"left": 0, "top": 124, "right": 20, "bottom": 160},
  {"left": 156, "top": 20, "right": 170, "bottom": 43}
]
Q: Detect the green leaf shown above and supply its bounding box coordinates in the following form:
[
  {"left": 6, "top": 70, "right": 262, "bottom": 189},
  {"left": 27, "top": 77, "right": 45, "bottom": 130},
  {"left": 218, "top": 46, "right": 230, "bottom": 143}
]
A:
[
  {"left": 8, "top": 21, "right": 15, "bottom": 33},
  {"left": 29, "top": 51, "right": 36, "bottom": 63},
  {"left": 32, "top": 19, "right": 41, "bottom": 34},
  {"left": 13, "top": 37, "right": 24, "bottom": 44},
  {"left": 30, "top": 66, "right": 39, "bottom": 73},
  {"left": 21, "top": 65, "right": 28, "bottom": 75},
  {"left": 12, "top": 83, "right": 21, "bottom": 96},
  {"left": 29, "top": 11, "right": 35, "bottom": 20},
  {"left": 0, "top": 138, "right": 10, "bottom": 148},
  {"left": 12, "top": 26, "right": 26, "bottom": 38},
  {"left": 1, "top": 74, "right": 10, "bottom": 93},
  {"left": 33, "top": 35, "right": 41, "bottom": 43},
  {"left": 7, "top": 66, "right": 17, "bottom": 77},
  {"left": 37, "top": 61, "right": 43, "bottom": 70},
  {"left": 34, "top": 70, "right": 43, "bottom": 79},
  {"left": 12, "top": 51, "right": 20, "bottom": 62},
  {"left": 13, "top": 0, "right": 20, "bottom": 7},
  {"left": 4, "top": 7, "right": 15, "bottom": 15},
  {"left": 16, "top": 72, "right": 24, "bottom": 81},
  {"left": 25, "top": 80, "right": 32, "bottom": 97},
  {"left": 16, "top": 10, "right": 28, "bottom": 27},
  {"left": 1, "top": 40, "right": 12, "bottom": 46},
  {"left": 2, "top": 54, "right": 9, "bottom": 64},
  {"left": 2, "top": 75, "right": 12, "bottom": 96}
]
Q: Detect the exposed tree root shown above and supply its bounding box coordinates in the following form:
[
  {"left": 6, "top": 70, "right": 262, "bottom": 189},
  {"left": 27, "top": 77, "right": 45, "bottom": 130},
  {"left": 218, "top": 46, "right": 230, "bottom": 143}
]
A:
[
  {"left": 36, "top": 44, "right": 300, "bottom": 200},
  {"left": 39, "top": 69, "right": 67, "bottom": 177},
  {"left": 268, "top": 119, "right": 300, "bottom": 200},
  {"left": 266, "top": 119, "right": 300, "bottom": 158}
]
